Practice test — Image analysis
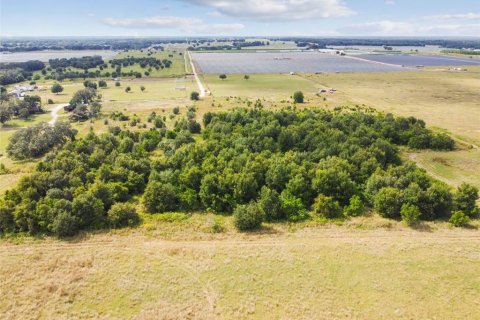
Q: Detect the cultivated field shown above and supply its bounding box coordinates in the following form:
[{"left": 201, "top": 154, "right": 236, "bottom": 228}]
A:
[{"left": 1, "top": 218, "right": 480, "bottom": 320}]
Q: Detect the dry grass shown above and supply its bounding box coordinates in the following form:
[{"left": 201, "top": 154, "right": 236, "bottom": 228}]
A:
[{"left": 1, "top": 217, "right": 480, "bottom": 320}]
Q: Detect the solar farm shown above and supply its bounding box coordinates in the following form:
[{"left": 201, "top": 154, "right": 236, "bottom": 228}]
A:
[{"left": 191, "top": 51, "right": 480, "bottom": 74}]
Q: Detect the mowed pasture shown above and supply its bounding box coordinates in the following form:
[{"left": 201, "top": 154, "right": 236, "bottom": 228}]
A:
[{"left": 1, "top": 222, "right": 480, "bottom": 320}]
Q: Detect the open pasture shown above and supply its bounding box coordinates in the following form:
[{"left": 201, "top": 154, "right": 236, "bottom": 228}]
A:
[
  {"left": 1, "top": 223, "right": 480, "bottom": 320},
  {"left": 192, "top": 52, "right": 405, "bottom": 74}
]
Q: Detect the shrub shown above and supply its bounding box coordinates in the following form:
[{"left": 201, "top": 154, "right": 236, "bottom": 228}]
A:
[
  {"left": 293, "top": 91, "right": 304, "bottom": 103},
  {"left": 219, "top": 74, "right": 227, "bottom": 80},
  {"left": 190, "top": 91, "right": 200, "bottom": 101},
  {"left": 143, "top": 181, "right": 178, "bottom": 213},
  {"left": 115, "top": 81, "right": 121, "bottom": 87},
  {"left": 52, "top": 211, "right": 79, "bottom": 237},
  {"left": 449, "top": 211, "right": 470, "bottom": 227},
  {"left": 312, "top": 194, "right": 342, "bottom": 219},
  {"left": 125, "top": 86, "right": 131, "bottom": 93},
  {"left": 280, "top": 191, "right": 308, "bottom": 221},
  {"left": 453, "top": 183, "right": 479, "bottom": 218},
  {"left": 47, "top": 99, "right": 54, "bottom": 104},
  {"left": 258, "top": 187, "right": 282, "bottom": 221},
  {"left": 108, "top": 203, "right": 140, "bottom": 228},
  {"left": 98, "top": 80, "right": 107, "bottom": 88},
  {"left": 400, "top": 203, "right": 421, "bottom": 226},
  {"left": 173, "top": 106, "right": 180, "bottom": 115},
  {"left": 343, "top": 195, "right": 365, "bottom": 217},
  {"left": 234, "top": 202, "right": 264, "bottom": 231},
  {"left": 374, "top": 187, "right": 403, "bottom": 219}
]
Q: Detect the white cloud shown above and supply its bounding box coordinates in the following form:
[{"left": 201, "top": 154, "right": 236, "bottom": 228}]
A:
[
  {"left": 385, "top": 0, "right": 395, "bottom": 5},
  {"left": 206, "top": 11, "right": 222, "bottom": 17},
  {"left": 102, "top": 16, "right": 244, "bottom": 34},
  {"left": 182, "top": 0, "right": 354, "bottom": 21},
  {"left": 338, "top": 19, "right": 480, "bottom": 36},
  {"left": 423, "top": 12, "right": 480, "bottom": 21}
]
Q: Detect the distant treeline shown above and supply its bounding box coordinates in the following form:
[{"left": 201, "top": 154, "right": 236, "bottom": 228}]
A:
[
  {"left": 0, "top": 60, "right": 45, "bottom": 85},
  {"left": 284, "top": 38, "right": 480, "bottom": 50},
  {"left": 441, "top": 49, "right": 480, "bottom": 56},
  {"left": 0, "top": 39, "right": 187, "bottom": 52},
  {"left": 190, "top": 41, "right": 268, "bottom": 51},
  {"left": 49, "top": 56, "right": 105, "bottom": 70},
  {"left": 110, "top": 57, "right": 172, "bottom": 69}
]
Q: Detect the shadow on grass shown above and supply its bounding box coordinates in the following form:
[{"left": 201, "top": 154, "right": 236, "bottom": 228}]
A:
[{"left": 410, "top": 221, "right": 433, "bottom": 232}]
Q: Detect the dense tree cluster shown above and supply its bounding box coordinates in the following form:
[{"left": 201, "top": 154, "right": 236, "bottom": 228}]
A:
[
  {"left": 6, "top": 122, "right": 77, "bottom": 160},
  {"left": 49, "top": 56, "right": 105, "bottom": 70},
  {"left": 0, "top": 108, "right": 477, "bottom": 237},
  {"left": 110, "top": 57, "right": 172, "bottom": 70},
  {"left": 0, "top": 60, "right": 45, "bottom": 85},
  {"left": 0, "top": 95, "right": 43, "bottom": 124}
]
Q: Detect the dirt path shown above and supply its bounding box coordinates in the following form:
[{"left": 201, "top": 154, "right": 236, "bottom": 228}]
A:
[
  {"left": 188, "top": 51, "right": 207, "bottom": 98},
  {"left": 48, "top": 104, "right": 68, "bottom": 126}
]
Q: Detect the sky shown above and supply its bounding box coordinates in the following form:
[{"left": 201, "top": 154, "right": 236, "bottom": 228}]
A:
[{"left": 0, "top": 0, "right": 479, "bottom": 37}]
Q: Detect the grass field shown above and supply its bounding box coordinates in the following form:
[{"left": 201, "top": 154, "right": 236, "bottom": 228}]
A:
[{"left": 1, "top": 217, "right": 479, "bottom": 320}]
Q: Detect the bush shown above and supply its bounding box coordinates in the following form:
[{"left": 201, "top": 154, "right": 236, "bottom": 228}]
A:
[
  {"left": 343, "top": 195, "right": 365, "bottom": 217},
  {"left": 219, "top": 74, "right": 227, "bottom": 80},
  {"left": 52, "top": 211, "right": 79, "bottom": 237},
  {"left": 47, "top": 99, "right": 54, "bottom": 104},
  {"left": 374, "top": 187, "right": 403, "bottom": 219},
  {"left": 98, "top": 80, "right": 107, "bottom": 88},
  {"left": 190, "top": 91, "right": 200, "bottom": 101},
  {"left": 312, "top": 194, "right": 342, "bottom": 219},
  {"left": 143, "top": 181, "right": 178, "bottom": 213},
  {"left": 400, "top": 203, "right": 421, "bottom": 226},
  {"left": 258, "top": 187, "right": 282, "bottom": 221},
  {"left": 293, "top": 91, "right": 304, "bottom": 103},
  {"left": 280, "top": 191, "right": 308, "bottom": 221},
  {"left": 173, "top": 106, "right": 180, "bottom": 115},
  {"left": 108, "top": 203, "right": 140, "bottom": 228},
  {"left": 449, "top": 211, "right": 470, "bottom": 227},
  {"left": 115, "top": 81, "right": 121, "bottom": 87},
  {"left": 453, "top": 183, "right": 479, "bottom": 218},
  {"left": 234, "top": 202, "right": 264, "bottom": 231}
]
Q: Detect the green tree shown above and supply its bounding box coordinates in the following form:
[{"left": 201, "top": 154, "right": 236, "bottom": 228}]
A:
[
  {"left": 143, "top": 181, "right": 178, "bottom": 213},
  {"left": 190, "top": 91, "right": 200, "bottom": 101},
  {"left": 51, "top": 83, "right": 64, "bottom": 95},
  {"left": 244, "top": 74, "right": 250, "bottom": 80},
  {"left": 374, "top": 187, "right": 403, "bottom": 219},
  {"left": 98, "top": 80, "right": 107, "bottom": 88},
  {"left": 453, "top": 183, "right": 479, "bottom": 217},
  {"left": 293, "top": 91, "right": 304, "bottom": 103},
  {"left": 140, "top": 85, "right": 146, "bottom": 92},
  {"left": 219, "top": 74, "right": 227, "bottom": 80},
  {"left": 257, "top": 187, "right": 282, "bottom": 221},
  {"left": 125, "top": 86, "right": 131, "bottom": 93}
]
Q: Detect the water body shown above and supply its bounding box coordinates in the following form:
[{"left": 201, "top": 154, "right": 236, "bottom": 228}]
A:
[{"left": 0, "top": 50, "right": 118, "bottom": 63}]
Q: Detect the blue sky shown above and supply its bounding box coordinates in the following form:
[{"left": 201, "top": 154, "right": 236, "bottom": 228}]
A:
[{"left": 1, "top": 0, "right": 479, "bottom": 37}]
